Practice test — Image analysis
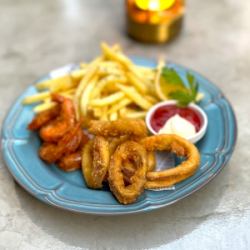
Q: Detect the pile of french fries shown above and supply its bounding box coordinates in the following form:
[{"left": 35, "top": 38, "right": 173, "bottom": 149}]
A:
[{"left": 23, "top": 43, "right": 161, "bottom": 121}]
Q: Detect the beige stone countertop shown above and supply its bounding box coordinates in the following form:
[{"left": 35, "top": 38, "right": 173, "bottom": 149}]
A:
[{"left": 0, "top": 0, "right": 249, "bottom": 249}]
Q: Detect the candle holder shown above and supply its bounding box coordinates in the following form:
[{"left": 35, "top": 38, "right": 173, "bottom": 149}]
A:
[{"left": 126, "top": 0, "right": 185, "bottom": 43}]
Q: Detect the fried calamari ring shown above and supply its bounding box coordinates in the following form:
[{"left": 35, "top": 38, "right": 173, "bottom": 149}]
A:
[
  {"left": 109, "top": 136, "right": 155, "bottom": 185},
  {"left": 122, "top": 162, "right": 135, "bottom": 185},
  {"left": 108, "top": 141, "right": 147, "bottom": 204},
  {"left": 144, "top": 173, "right": 194, "bottom": 189},
  {"left": 140, "top": 135, "right": 200, "bottom": 189},
  {"left": 92, "top": 136, "right": 110, "bottom": 187},
  {"left": 122, "top": 151, "right": 156, "bottom": 185},
  {"left": 82, "top": 136, "right": 110, "bottom": 189},
  {"left": 147, "top": 151, "right": 156, "bottom": 172},
  {"left": 88, "top": 119, "right": 148, "bottom": 138},
  {"left": 108, "top": 135, "right": 129, "bottom": 154},
  {"left": 81, "top": 141, "right": 96, "bottom": 187}
]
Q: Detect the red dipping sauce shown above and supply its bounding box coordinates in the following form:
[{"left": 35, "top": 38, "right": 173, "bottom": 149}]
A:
[{"left": 150, "top": 104, "right": 203, "bottom": 133}]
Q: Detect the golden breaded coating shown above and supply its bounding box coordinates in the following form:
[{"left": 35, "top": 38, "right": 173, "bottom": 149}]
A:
[{"left": 88, "top": 119, "right": 148, "bottom": 138}]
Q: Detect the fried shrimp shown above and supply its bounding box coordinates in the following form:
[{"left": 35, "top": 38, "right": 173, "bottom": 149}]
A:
[
  {"left": 82, "top": 136, "right": 110, "bottom": 189},
  {"left": 88, "top": 119, "right": 148, "bottom": 138},
  {"left": 140, "top": 134, "right": 200, "bottom": 189},
  {"left": 39, "top": 94, "right": 76, "bottom": 142},
  {"left": 58, "top": 151, "right": 82, "bottom": 172},
  {"left": 39, "top": 122, "right": 83, "bottom": 163},
  {"left": 39, "top": 143, "right": 61, "bottom": 164},
  {"left": 108, "top": 141, "right": 147, "bottom": 204},
  {"left": 28, "top": 105, "right": 60, "bottom": 130}
]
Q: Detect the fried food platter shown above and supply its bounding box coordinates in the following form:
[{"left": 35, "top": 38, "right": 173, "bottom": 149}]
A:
[{"left": 1, "top": 53, "right": 237, "bottom": 215}]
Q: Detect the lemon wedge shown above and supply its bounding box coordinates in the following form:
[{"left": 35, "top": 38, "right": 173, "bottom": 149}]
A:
[{"left": 155, "top": 61, "right": 185, "bottom": 101}]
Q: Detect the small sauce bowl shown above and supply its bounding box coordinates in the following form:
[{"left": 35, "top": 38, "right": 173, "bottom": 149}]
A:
[{"left": 146, "top": 100, "right": 208, "bottom": 144}]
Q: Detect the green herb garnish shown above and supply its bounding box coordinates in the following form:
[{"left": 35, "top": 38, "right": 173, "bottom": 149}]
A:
[{"left": 161, "top": 67, "right": 199, "bottom": 107}]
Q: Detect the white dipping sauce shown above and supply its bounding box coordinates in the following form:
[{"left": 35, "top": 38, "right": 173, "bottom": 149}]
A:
[{"left": 158, "top": 114, "right": 196, "bottom": 139}]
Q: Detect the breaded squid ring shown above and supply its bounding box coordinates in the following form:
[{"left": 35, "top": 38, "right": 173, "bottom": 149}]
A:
[
  {"left": 140, "top": 135, "right": 200, "bottom": 189},
  {"left": 88, "top": 119, "right": 148, "bottom": 138},
  {"left": 122, "top": 151, "right": 156, "bottom": 184},
  {"left": 108, "top": 141, "right": 148, "bottom": 204},
  {"left": 147, "top": 151, "right": 156, "bottom": 172},
  {"left": 144, "top": 173, "right": 194, "bottom": 189},
  {"left": 108, "top": 135, "right": 129, "bottom": 155},
  {"left": 82, "top": 136, "right": 110, "bottom": 189}
]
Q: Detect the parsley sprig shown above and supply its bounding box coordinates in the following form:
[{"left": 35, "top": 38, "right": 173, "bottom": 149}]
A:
[{"left": 161, "top": 67, "right": 199, "bottom": 107}]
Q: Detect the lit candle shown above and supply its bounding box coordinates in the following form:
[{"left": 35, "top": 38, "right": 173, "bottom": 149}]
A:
[
  {"left": 135, "top": 0, "right": 176, "bottom": 11},
  {"left": 126, "top": 0, "right": 185, "bottom": 43}
]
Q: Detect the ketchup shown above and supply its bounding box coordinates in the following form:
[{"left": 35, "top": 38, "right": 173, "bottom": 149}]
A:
[{"left": 150, "top": 104, "right": 202, "bottom": 132}]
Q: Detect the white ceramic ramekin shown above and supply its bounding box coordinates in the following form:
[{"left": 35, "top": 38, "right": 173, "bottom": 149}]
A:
[{"left": 145, "top": 100, "right": 208, "bottom": 144}]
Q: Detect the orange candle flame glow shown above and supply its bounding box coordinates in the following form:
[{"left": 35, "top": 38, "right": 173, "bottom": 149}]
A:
[{"left": 135, "top": 0, "right": 176, "bottom": 11}]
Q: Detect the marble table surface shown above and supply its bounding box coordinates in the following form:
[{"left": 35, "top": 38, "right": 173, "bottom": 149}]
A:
[{"left": 0, "top": 0, "right": 249, "bottom": 249}]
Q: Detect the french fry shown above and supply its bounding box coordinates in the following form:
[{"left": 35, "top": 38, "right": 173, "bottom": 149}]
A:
[
  {"left": 126, "top": 72, "right": 148, "bottom": 94},
  {"left": 100, "top": 106, "right": 109, "bottom": 121},
  {"left": 35, "top": 79, "right": 54, "bottom": 90},
  {"left": 117, "top": 84, "right": 152, "bottom": 110},
  {"left": 119, "top": 107, "right": 127, "bottom": 118},
  {"left": 80, "top": 76, "right": 98, "bottom": 116},
  {"left": 101, "top": 43, "right": 132, "bottom": 69},
  {"left": 36, "top": 68, "right": 85, "bottom": 91},
  {"left": 74, "top": 62, "right": 100, "bottom": 118},
  {"left": 107, "top": 98, "right": 132, "bottom": 114},
  {"left": 55, "top": 88, "right": 75, "bottom": 100},
  {"left": 103, "top": 82, "right": 120, "bottom": 94},
  {"left": 123, "top": 110, "right": 147, "bottom": 119},
  {"left": 134, "top": 65, "right": 156, "bottom": 74},
  {"left": 98, "top": 61, "right": 122, "bottom": 73},
  {"left": 74, "top": 65, "right": 98, "bottom": 101},
  {"left": 71, "top": 69, "right": 86, "bottom": 81},
  {"left": 24, "top": 43, "right": 161, "bottom": 122},
  {"left": 92, "top": 107, "right": 102, "bottom": 118},
  {"left": 90, "top": 91, "right": 125, "bottom": 107},
  {"left": 90, "top": 56, "right": 103, "bottom": 66},
  {"left": 22, "top": 91, "right": 51, "bottom": 104},
  {"left": 63, "top": 88, "right": 76, "bottom": 95},
  {"left": 33, "top": 102, "right": 56, "bottom": 113},
  {"left": 98, "top": 67, "right": 124, "bottom": 77},
  {"left": 36, "top": 75, "right": 73, "bottom": 91},
  {"left": 92, "top": 106, "right": 109, "bottom": 120},
  {"left": 137, "top": 71, "right": 155, "bottom": 81},
  {"left": 91, "top": 75, "right": 126, "bottom": 99},
  {"left": 155, "top": 59, "right": 166, "bottom": 101},
  {"left": 50, "top": 79, "right": 77, "bottom": 93},
  {"left": 99, "top": 61, "right": 121, "bottom": 68},
  {"left": 44, "top": 98, "right": 51, "bottom": 103},
  {"left": 109, "top": 111, "right": 118, "bottom": 121},
  {"left": 130, "top": 67, "right": 156, "bottom": 94},
  {"left": 145, "top": 95, "right": 159, "bottom": 104}
]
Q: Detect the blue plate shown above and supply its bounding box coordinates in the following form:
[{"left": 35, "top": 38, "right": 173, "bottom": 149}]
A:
[{"left": 1, "top": 58, "right": 237, "bottom": 215}]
